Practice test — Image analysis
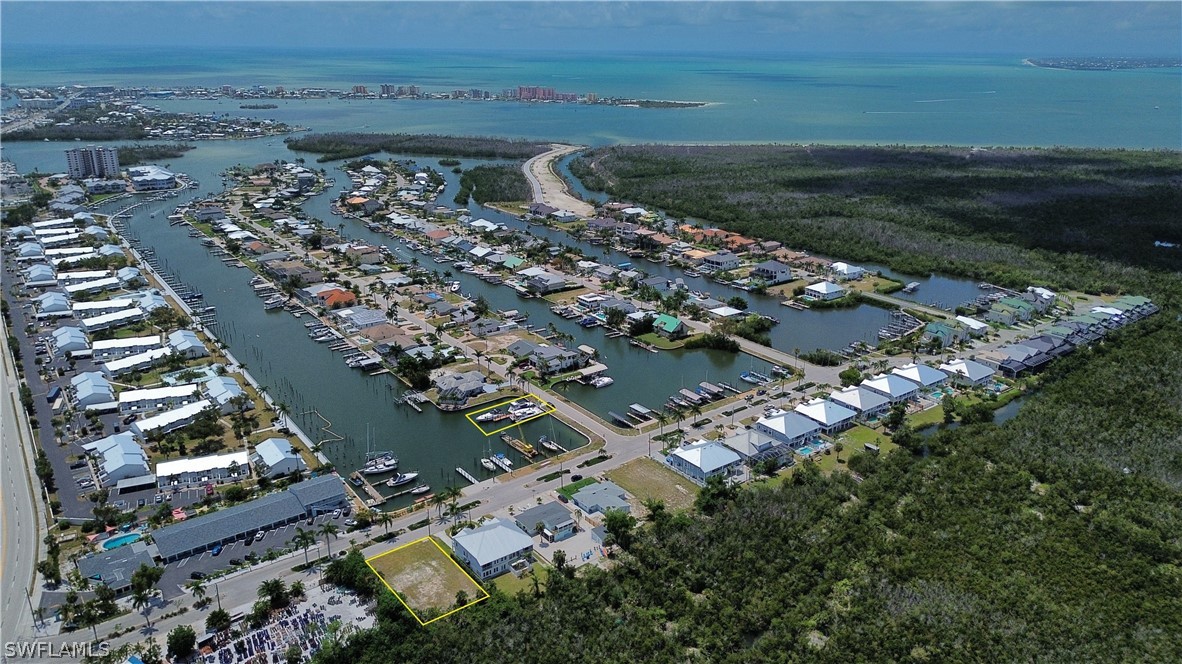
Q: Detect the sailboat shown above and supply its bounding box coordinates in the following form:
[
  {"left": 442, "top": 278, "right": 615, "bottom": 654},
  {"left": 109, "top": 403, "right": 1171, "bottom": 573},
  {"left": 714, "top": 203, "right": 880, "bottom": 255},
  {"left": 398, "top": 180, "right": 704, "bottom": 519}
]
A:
[{"left": 360, "top": 424, "right": 398, "bottom": 475}]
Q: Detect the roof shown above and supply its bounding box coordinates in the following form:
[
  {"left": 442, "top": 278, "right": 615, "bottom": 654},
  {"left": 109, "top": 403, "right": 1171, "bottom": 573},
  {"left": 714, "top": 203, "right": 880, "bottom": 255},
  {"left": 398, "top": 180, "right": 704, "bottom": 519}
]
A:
[
  {"left": 571, "top": 481, "right": 630, "bottom": 513},
  {"left": 955, "top": 315, "right": 989, "bottom": 331},
  {"left": 117, "top": 384, "right": 200, "bottom": 405},
  {"left": 287, "top": 474, "right": 347, "bottom": 508},
  {"left": 452, "top": 517, "right": 533, "bottom": 566},
  {"left": 152, "top": 491, "right": 304, "bottom": 558},
  {"left": 130, "top": 399, "right": 211, "bottom": 435},
  {"left": 805, "top": 281, "right": 844, "bottom": 294},
  {"left": 862, "top": 373, "right": 920, "bottom": 399},
  {"left": 85, "top": 432, "right": 149, "bottom": 478},
  {"left": 939, "top": 358, "right": 995, "bottom": 382},
  {"left": 890, "top": 363, "right": 948, "bottom": 388},
  {"left": 252, "top": 438, "right": 302, "bottom": 467},
  {"left": 669, "top": 441, "right": 741, "bottom": 474},
  {"left": 203, "top": 376, "right": 245, "bottom": 406},
  {"left": 515, "top": 501, "right": 575, "bottom": 534},
  {"left": 794, "top": 399, "right": 857, "bottom": 426},
  {"left": 102, "top": 346, "right": 171, "bottom": 374},
  {"left": 77, "top": 543, "right": 154, "bottom": 590},
  {"left": 652, "top": 314, "right": 684, "bottom": 333},
  {"left": 827, "top": 385, "right": 890, "bottom": 412},
  {"left": 757, "top": 410, "right": 821, "bottom": 440},
  {"left": 156, "top": 451, "right": 248, "bottom": 478}
]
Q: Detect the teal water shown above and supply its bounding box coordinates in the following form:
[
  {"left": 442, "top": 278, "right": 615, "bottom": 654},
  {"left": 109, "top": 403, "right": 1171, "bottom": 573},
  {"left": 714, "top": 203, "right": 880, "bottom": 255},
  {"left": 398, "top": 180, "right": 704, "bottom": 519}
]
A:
[
  {"left": 3, "top": 45, "right": 1179, "bottom": 147},
  {"left": 101, "top": 533, "right": 142, "bottom": 550}
]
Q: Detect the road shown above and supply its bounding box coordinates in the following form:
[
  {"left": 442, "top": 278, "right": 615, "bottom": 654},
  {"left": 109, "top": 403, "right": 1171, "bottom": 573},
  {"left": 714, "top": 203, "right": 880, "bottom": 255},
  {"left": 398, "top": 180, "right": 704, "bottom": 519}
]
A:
[
  {"left": 523, "top": 144, "right": 595, "bottom": 217},
  {"left": 1, "top": 315, "right": 49, "bottom": 644}
]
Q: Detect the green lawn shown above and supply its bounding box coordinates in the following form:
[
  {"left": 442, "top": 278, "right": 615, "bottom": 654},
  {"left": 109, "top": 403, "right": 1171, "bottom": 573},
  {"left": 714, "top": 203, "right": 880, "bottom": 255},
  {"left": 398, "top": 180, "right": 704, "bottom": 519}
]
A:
[
  {"left": 909, "top": 405, "right": 949, "bottom": 429},
  {"left": 492, "top": 556, "right": 550, "bottom": 595},
  {"left": 636, "top": 332, "right": 685, "bottom": 350},
  {"left": 557, "top": 477, "right": 597, "bottom": 499}
]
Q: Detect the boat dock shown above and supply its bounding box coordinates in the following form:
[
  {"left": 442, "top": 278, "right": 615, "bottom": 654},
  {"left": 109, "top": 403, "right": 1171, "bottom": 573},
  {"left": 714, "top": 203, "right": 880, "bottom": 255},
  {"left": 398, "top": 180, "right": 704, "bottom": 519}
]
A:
[
  {"left": 718, "top": 381, "right": 742, "bottom": 394},
  {"left": 349, "top": 472, "right": 388, "bottom": 507},
  {"left": 455, "top": 467, "right": 479, "bottom": 485},
  {"left": 628, "top": 403, "right": 655, "bottom": 420},
  {"left": 780, "top": 299, "right": 807, "bottom": 310},
  {"left": 608, "top": 411, "right": 634, "bottom": 428}
]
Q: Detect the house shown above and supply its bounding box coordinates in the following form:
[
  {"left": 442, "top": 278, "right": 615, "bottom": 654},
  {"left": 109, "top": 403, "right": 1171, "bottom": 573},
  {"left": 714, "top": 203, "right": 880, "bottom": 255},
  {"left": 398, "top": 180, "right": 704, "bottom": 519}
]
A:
[
  {"left": 830, "top": 262, "right": 865, "bottom": 281},
  {"left": 167, "top": 329, "right": 209, "bottom": 359},
  {"left": 666, "top": 440, "right": 742, "bottom": 486},
  {"left": 1023, "top": 287, "right": 1058, "bottom": 313},
  {"left": 34, "top": 291, "right": 72, "bottom": 317},
  {"left": 469, "top": 318, "right": 503, "bottom": 337},
  {"left": 530, "top": 345, "right": 581, "bottom": 374},
  {"left": 955, "top": 315, "right": 990, "bottom": 337},
  {"left": 922, "top": 322, "right": 967, "bottom": 348},
  {"left": 570, "top": 481, "right": 631, "bottom": 515},
  {"left": 803, "top": 281, "right": 845, "bottom": 301},
  {"left": 754, "top": 410, "right": 821, "bottom": 448},
  {"left": 451, "top": 518, "right": 534, "bottom": 580},
  {"left": 334, "top": 307, "right": 387, "bottom": 332},
  {"left": 76, "top": 543, "right": 155, "bottom": 595},
  {"left": 827, "top": 386, "right": 891, "bottom": 420},
  {"left": 794, "top": 399, "right": 857, "bottom": 434},
  {"left": 433, "top": 370, "right": 487, "bottom": 400},
  {"left": 638, "top": 275, "right": 671, "bottom": 293},
  {"left": 90, "top": 336, "right": 162, "bottom": 361},
  {"left": 51, "top": 326, "right": 90, "bottom": 354},
  {"left": 720, "top": 429, "right": 791, "bottom": 464},
  {"left": 203, "top": 376, "right": 249, "bottom": 415},
  {"left": 156, "top": 451, "right": 250, "bottom": 488},
  {"left": 891, "top": 363, "right": 949, "bottom": 389},
  {"left": 266, "top": 261, "right": 323, "bottom": 286},
  {"left": 750, "top": 260, "right": 792, "bottom": 285},
  {"left": 997, "top": 297, "right": 1036, "bottom": 322},
  {"left": 115, "top": 266, "right": 146, "bottom": 287},
  {"left": 81, "top": 308, "right": 147, "bottom": 334},
  {"left": 702, "top": 251, "right": 740, "bottom": 273},
  {"left": 250, "top": 438, "right": 307, "bottom": 479},
  {"left": 83, "top": 432, "right": 150, "bottom": 487},
  {"left": 71, "top": 371, "right": 115, "bottom": 409},
  {"left": 652, "top": 314, "right": 689, "bottom": 339},
  {"left": 526, "top": 271, "right": 569, "bottom": 294},
  {"left": 515, "top": 501, "right": 576, "bottom": 542},
  {"left": 506, "top": 339, "right": 538, "bottom": 359},
  {"left": 117, "top": 384, "right": 202, "bottom": 414},
  {"left": 861, "top": 374, "right": 920, "bottom": 404},
  {"left": 939, "top": 358, "right": 996, "bottom": 387},
  {"left": 129, "top": 400, "right": 214, "bottom": 438}
]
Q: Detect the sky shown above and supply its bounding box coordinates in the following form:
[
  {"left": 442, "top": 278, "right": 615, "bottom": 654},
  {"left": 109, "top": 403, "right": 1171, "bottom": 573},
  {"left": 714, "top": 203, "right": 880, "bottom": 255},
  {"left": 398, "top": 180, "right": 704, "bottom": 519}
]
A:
[{"left": 2, "top": 1, "right": 1179, "bottom": 56}]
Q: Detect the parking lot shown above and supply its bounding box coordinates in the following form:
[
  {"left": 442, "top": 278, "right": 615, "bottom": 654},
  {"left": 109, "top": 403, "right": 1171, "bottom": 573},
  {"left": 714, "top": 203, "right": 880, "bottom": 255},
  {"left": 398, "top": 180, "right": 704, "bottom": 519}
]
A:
[{"left": 157, "top": 511, "right": 358, "bottom": 598}]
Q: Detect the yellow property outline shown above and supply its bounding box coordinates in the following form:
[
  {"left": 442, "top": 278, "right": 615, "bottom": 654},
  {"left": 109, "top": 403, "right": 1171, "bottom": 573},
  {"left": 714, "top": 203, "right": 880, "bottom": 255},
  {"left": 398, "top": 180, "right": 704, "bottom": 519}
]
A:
[
  {"left": 464, "top": 395, "right": 556, "bottom": 436},
  {"left": 364, "top": 536, "right": 490, "bottom": 626}
]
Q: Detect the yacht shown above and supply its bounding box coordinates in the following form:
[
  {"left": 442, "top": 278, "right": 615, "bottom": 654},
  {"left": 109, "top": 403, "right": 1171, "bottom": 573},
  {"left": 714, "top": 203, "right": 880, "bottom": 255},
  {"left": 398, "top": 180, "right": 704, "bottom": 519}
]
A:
[
  {"left": 410, "top": 484, "right": 431, "bottom": 495},
  {"left": 386, "top": 471, "right": 420, "bottom": 487},
  {"left": 539, "top": 436, "right": 561, "bottom": 452},
  {"left": 740, "top": 370, "right": 771, "bottom": 385},
  {"left": 480, "top": 457, "right": 498, "bottom": 472}
]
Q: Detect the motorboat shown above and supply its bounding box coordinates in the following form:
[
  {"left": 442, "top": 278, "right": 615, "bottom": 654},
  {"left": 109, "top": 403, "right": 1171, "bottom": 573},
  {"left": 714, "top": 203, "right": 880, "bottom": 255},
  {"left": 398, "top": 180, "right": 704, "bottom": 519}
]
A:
[
  {"left": 539, "top": 436, "right": 561, "bottom": 452},
  {"left": 740, "top": 370, "right": 770, "bottom": 385},
  {"left": 480, "top": 458, "right": 497, "bottom": 472},
  {"left": 410, "top": 484, "right": 431, "bottom": 495},
  {"left": 474, "top": 409, "right": 502, "bottom": 423},
  {"left": 386, "top": 472, "right": 420, "bottom": 487},
  {"left": 510, "top": 405, "right": 543, "bottom": 421},
  {"left": 590, "top": 375, "right": 614, "bottom": 388},
  {"left": 361, "top": 452, "right": 398, "bottom": 475}
]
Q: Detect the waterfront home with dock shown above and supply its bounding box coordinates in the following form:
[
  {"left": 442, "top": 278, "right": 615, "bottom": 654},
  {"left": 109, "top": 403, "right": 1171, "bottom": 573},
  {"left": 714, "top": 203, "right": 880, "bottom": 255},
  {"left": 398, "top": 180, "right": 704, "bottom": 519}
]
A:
[{"left": 803, "top": 281, "right": 845, "bottom": 301}]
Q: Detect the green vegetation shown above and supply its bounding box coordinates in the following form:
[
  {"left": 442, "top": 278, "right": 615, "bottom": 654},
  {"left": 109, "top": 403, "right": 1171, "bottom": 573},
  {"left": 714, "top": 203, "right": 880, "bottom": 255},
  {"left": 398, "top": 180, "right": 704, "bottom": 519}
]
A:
[
  {"left": 285, "top": 133, "right": 551, "bottom": 162},
  {"left": 117, "top": 143, "right": 195, "bottom": 166},
  {"left": 683, "top": 332, "right": 740, "bottom": 352},
  {"left": 454, "top": 164, "right": 529, "bottom": 205},
  {"left": 572, "top": 145, "right": 1182, "bottom": 298}
]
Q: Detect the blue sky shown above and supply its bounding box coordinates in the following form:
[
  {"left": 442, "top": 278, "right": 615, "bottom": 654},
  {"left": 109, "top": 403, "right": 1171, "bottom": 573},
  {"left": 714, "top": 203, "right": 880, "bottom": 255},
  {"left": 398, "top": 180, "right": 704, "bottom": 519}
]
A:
[{"left": 2, "top": 2, "right": 1179, "bottom": 56}]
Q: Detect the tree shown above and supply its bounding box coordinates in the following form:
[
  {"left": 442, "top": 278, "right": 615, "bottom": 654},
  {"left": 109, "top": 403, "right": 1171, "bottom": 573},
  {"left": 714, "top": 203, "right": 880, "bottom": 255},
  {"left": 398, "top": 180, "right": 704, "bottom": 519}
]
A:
[
  {"left": 258, "top": 578, "right": 289, "bottom": 609},
  {"left": 839, "top": 367, "right": 863, "bottom": 387},
  {"left": 882, "top": 402, "right": 907, "bottom": 431},
  {"left": 186, "top": 578, "right": 207, "bottom": 606},
  {"left": 602, "top": 508, "right": 638, "bottom": 550},
  {"left": 205, "top": 608, "right": 232, "bottom": 633},
  {"left": 726, "top": 295, "right": 749, "bottom": 310},
  {"left": 293, "top": 527, "right": 317, "bottom": 565},
  {"left": 319, "top": 522, "right": 340, "bottom": 557},
  {"left": 132, "top": 587, "right": 156, "bottom": 629},
  {"left": 376, "top": 511, "right": 394, "bottom": 534},
  {"left": 942, "top": 394, "right": 958, "bottom": 424},
  {"left": 695, "top": 474, "right": 738, "bottom": 516},
  {"left": 604, "top": 307, "right": 627, "bottom": 329},
  {"left": 166, "top": 625, "right": 197, "bottom": 660}
]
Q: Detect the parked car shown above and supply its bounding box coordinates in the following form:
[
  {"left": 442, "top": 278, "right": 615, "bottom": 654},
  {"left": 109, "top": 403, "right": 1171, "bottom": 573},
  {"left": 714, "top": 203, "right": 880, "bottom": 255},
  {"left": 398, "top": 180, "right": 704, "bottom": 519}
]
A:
[
  {"left": 211, "top": 544, "right": 223, "bottom": 556},
  {"left": 570, "top": 474, "right": 583, "bottom": 482},
  {"left": 122, "top": 414, "right": 138, "bottom": 425},
  {"left": 332, "top": 509, "right": 342, "bottom": 519},
  {"left": 154, "top": 494, "right": 164, "bottom": 504},
  {"left": 229, "top": 558, "right": 242, "bottom": 566},
  {"left": 189, "top": 571, "right": 207, "bottom": 580},
  {"left": 344, "top": 518, "right": 357, "bottom": 527},
  {"left": 254, "top": 530, "right": 266, "bottom": 541}
]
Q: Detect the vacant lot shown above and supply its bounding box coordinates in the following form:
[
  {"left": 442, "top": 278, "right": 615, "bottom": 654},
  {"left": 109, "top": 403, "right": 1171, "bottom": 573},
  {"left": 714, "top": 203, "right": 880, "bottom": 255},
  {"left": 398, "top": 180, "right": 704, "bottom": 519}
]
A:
[
  {"left": 607, "top": 458, "right": 700, "bottom": 513},
  {"left": 366, "top": 537, "right": 486, "bottom": 623}
]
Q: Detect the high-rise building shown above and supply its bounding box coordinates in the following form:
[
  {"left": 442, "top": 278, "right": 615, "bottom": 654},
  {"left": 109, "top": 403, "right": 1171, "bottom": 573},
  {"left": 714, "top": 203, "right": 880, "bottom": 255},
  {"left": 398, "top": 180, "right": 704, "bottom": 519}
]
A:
[
  {"left": 65, "top": 146, "right": 121, "bottom": 180},
  {"left": 380, "top": 84, "right": 396, "bottom": 96},
  {"left": 352, "top": 85, "right": 368, "bottom": 95}
]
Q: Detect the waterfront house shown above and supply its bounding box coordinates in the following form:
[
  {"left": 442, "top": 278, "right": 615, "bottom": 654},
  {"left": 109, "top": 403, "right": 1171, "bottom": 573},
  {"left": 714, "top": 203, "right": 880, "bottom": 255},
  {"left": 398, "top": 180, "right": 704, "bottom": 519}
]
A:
[
  {"left": 984, "top": 303, "right": 1018, "bottom": 326},
  {"left": 891, "top": 362, "right": 949, "bottom": 389},
  {"left": 955, "top": 315, "right": 990, "bottom": 337},
  {"left": 750, "top": 260, "right": 793, "bottom": 285},
  {"left": 997, "top": 297, "right": 1036, "bottom": 321},
  {"left": 469, "top": 318, "right": 503, "bottom": 337},
  {"left": 156, "top": 451, "right": 249, "bottom": 489},
  {"left": 515, "top": 501, "right": 577, "bottom": 543},
  {"left": 922, "top": 322, "right": 967, "bottom": 348},
  {"left": 1024, "top": 287, "right": 1058, "bottom": 313},
  {"left": 530, "top": 345, "right": 581, "bottom": 374},
  {"left": 433, "top": 370, "right": 487, "bottom": 400},
  {"left": 83, "top": 432, "right": 150, "bottom": 487},
  {"left": 451, "top": 518, "right": 534, "bottom": 581},
  {"left": 652, "top": 314, "right": 689, "bottom": 339},
  {"left": 830, "top": 262, "right": 865, "bottom": 281},
  {"left": 666, "top": 440, "right": 742, "bottom": 486},
  {"left": 938, "top": 358, "right": 996, "bottom": 387},
  {"left": 755, "top": 410, "right": 821, "bottom": 449},
  {"left": 526, "top": 271, "right": 569, "bottom": 294},
  {"left": 803, "top": 281, "right": 845, "bottom": 301},
  {"left": 167, "top": 329, "right": 209, "bottom": 359},
  {"left": 129, "top": 400, "right": 214, "bottom": 438},
  {"left": 116, "top": 266, "right": 146, "bottom": 287},
  {"left": 702, "top": 251, "right": 741, "bottom": 272},
  {"left": 794, "top": 399, "right": 857, "bottom": 434},
  {"left": 570, "top": 481, "right": 631, "bottom": 515},
  {"left": 827, "top": 385, "right": 891, "bottom": 420},
  {"left": 681, "top": 248, "right": 714, "bottom": 266},
  {"left": 334, "top": 307, "right": 387, "bottom": 332},
  {"left": 202, "top": 376, "right": 249, "bottom": 415},
  {"left": 861, "top": 374, "right": 920, "bottom": 404},
  {"left": 250, "top": 438, "right": 307, "bottom": 479}
]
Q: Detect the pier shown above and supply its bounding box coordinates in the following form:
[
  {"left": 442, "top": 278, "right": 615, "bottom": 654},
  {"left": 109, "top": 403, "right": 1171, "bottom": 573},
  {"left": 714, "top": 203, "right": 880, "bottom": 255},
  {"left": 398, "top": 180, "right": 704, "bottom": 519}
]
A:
[
  {"left": 455, "top": 467, "right": 479, "bottom": 485},
  {"left": 349, "top": 472, "right": 388, "bottom": 507}
]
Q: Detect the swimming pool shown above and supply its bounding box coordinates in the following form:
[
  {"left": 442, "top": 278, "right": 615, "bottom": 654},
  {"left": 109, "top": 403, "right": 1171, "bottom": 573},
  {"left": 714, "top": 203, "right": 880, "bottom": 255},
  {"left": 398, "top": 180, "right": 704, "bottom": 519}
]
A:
[
  {"left": 796, "top": 445, "right": 816, "bottom": 456},
  {"left": 102, "top": 533, "right": 142, "bottom": 550}
]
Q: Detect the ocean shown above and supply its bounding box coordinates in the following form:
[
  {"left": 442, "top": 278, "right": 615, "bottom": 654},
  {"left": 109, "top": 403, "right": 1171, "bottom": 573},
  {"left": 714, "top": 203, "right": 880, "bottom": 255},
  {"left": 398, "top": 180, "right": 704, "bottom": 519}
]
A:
[{"left": 3, "top": 45, "right": 1179, "bottom": 148}]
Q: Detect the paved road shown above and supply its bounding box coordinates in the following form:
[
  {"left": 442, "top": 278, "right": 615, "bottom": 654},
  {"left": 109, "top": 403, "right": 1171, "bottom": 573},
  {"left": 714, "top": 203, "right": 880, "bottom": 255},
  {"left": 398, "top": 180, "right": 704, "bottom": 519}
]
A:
[
  {"left": 523, "top": 144, "right": 595, "bottom": 217},
  {"left": 1, "top": 316, "right": 49, "bottom": 643}
]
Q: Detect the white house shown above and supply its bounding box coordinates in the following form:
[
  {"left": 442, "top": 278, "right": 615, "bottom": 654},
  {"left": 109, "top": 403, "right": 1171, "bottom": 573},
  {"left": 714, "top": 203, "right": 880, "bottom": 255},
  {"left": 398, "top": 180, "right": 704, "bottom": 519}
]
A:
[
  {"left": 827, "top": 385, "right": 891, "bottom": 420},
  {"left": 754, "top": 410, "right": 821, "bottom": 449},
  {"left": 84, "top": 432, "right": 150, "bottom": 487},
  {"left": 938, "top": 358, "right": 996, "bottom": 387},
  {"left": 954, "top": 315, "right": 990, "bottom": 337},
  {"left": 450, "top": 518, "right": 534, "bottom": 580},
  {"left": 101, "top": 346, "right": 171, "bottom": 377},
  {"left": 750, "top": 260, "right": 792, "bottom": 285},
  {"left": 129, "top": 399, "right": 212, "bottom": 438},
  {"left": 830, "top": 262, "right": 865, "bottom": 281},
  {"left": 702, "top": 251, "right": 740, "bottom": 272},
  {"left": 804, "top": 281, "right": 845, "bottom": 301},
  {"left": 861, "top": 373, "right": 920, "bottom": 404},
  {"left": 794, "top": 399, "right": 857, "bottom": 434},
  {"left": 249, "top": 438, "right": 306, "bottom": 479},
  {"left": 167, "top": 329, "right": 209, "bottom": 359},
  {"left": 666, "top": 440, "right": 742, "bottom": 486},
  {"left": 203, "top": 376, "right": 249, "bottom": 415},
  {"left": 90, "top": 336, "right": 162, "bottom": 361},
  {"left": 156, "top": 451, "right": 250, "bottom": 488},
  {"left": 890, "top": 363, "right": 949, "bottom": 389},
  {"left": 117, "top": 384, "right": 202, "bottom": 414}
]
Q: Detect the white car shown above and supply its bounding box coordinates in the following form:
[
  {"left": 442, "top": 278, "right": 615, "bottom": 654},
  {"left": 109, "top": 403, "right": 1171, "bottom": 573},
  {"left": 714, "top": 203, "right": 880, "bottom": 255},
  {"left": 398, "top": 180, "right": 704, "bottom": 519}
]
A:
[
  {"left": 332, "top": 509, "right": 342, "bottom": 519},
  {"left": 254, "top": 530, "right": 266, "bottom": 541}
]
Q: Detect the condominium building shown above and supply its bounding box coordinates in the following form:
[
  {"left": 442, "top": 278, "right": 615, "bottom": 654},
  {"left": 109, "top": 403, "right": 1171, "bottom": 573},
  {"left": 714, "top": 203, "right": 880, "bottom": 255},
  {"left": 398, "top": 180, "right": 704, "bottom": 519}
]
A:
[{"left": 65, "top": 146, "right": 120, "bottom": 180}]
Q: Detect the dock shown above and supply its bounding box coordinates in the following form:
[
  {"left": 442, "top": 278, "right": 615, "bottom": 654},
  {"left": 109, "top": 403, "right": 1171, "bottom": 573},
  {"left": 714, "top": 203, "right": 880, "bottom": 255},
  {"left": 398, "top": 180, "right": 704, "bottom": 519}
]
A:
[
  {"left": 608, "top": 411, "right": 634, "bottom": 428},
  {"left": 718, "top": 381, "right": 743, "bottom": 394},
  {"left": 628, "top": 403, "right": 655, "bottom": 420},
  {"left": 349, "top": 472, "right": 388, "bottom": 507},
  {"left": 455, "top": 467, "right": 479, "bottom": 485},
  {"left": 780, "top": 299, "right": 808, "bottom": 310}
]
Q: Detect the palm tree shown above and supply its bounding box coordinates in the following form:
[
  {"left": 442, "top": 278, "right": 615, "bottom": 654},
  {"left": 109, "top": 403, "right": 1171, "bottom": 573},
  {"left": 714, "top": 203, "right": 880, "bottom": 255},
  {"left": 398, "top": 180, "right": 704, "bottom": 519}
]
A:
[
  {"left": 318, "top": 522, "right": 340, "bottom": 558},
  {"left": 377, "top": 511, "right": 394, "bottom": 534},
  {"left": 132, "top": 587, "right": 156, "bottom": 629},
  {"left": 655, "top": 409, "right": 670, "bottom": 435},
  {"left": 187, "top": 579, "right": 207, "bottom": 605},
  {"left": 293, "top": 527, "right": 316, "bottom": 565}
]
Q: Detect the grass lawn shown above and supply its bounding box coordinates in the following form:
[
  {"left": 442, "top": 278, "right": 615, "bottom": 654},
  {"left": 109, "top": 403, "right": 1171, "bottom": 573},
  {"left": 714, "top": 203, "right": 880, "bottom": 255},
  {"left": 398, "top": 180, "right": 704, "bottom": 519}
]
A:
[
  {"left": 557, "top": 477, "right": 597, "bottom": 499},
  {"left": 366, "top": 537, "right": 486, "bottom": 622},
  {"left": 908, "top": 405, "right": 948, "bottom": 429},
  {"left": 492, "top": 555, "right": 550, "bottom": 595},
  {"left": 606, "top": 457, "right": 700, "bottom": 513},
  {"left": 636, "top": 332, "right": 685, "bottom": 350}
]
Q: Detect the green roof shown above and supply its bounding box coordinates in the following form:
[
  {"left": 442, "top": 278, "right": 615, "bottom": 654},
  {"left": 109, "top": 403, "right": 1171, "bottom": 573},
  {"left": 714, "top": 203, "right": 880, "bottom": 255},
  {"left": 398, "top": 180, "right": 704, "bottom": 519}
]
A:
[
  {"left": 998, "top": 297, "right": 1035, "bottom": 312},
  {"left": 653, "top": 314, "right": 684, "bottom": 333},
  {"left": 503, "top": 256, "right": 525, "bottom": 269}
]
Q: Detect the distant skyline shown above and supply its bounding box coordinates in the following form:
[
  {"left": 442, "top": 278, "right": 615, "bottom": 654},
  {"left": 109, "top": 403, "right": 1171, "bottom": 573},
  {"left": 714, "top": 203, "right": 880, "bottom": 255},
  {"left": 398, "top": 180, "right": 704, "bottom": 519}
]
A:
[{"left": 2, "top": 2, "right": 1179, "bottom": 57}]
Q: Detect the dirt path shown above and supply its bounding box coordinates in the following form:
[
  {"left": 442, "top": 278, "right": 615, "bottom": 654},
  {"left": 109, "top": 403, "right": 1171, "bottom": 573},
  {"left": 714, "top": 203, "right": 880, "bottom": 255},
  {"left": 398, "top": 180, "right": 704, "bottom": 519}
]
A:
[{"left": 523, "top": 144, "right": 595, "bottom": 217}]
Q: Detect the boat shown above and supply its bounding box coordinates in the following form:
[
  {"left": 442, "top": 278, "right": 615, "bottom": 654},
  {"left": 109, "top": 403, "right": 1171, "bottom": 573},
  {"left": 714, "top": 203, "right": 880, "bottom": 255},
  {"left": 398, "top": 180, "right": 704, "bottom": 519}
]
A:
[
  {"left": 386, "top": 472, "right": 420, "bottom": 487},
  {"left": 509, "top": 405, "right": 543, "bottom": 421},
  {"left": 350, "top": 475, "right": 364, "bottom": 487},
  {"left": 263, "top": 296, "right": 285, "bottom": 310},
  {"left": 410, "top": 484, "right": 431, "bottom": 495},
  {"left": 362, "top": 456, "right": 399, "bottom": 475},
  {"left": 590, "top": 375, "right": 614, "bottom": 388},
  {"left": 902, "top": 281, "right": 921, "bottom": 294},
  {"left": 770, "top": 365, "right": 791, "bottom": 377},
  {"left": 739, "top": 370, "right": 770, "bottom": 385},
  {"left": 480, "top": 457, "right": 497, "bottom": 472},
  {"left": 539, "top": 436, "right": 561, "bottom": 452},
  {"left": 491, "top": 453, "right": 513, "bottom": 471},
  {"left": 448, "top": 281, "right": 461, "bottom": 292},
  {"left": 474, "top": 409, "right": 504, "bottom": 423}
]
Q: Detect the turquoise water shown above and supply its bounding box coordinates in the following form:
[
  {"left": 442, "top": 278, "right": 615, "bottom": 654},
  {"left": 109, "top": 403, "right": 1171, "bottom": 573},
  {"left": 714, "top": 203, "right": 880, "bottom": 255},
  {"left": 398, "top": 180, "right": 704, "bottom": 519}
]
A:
[
  {"left": 3, "top": 45, "right": 1178, "bottom": 148},
  {"left": 102, "top": 533, "right": 142, "bottom": 550}
]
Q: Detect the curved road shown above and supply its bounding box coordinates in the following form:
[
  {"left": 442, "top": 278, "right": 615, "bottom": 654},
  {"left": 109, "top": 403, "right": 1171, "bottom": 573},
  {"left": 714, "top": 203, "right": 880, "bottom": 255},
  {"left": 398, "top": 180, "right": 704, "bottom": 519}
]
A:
[{"left": 523, "top": 144, "right": 595, "bottom": 217}]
